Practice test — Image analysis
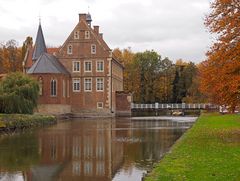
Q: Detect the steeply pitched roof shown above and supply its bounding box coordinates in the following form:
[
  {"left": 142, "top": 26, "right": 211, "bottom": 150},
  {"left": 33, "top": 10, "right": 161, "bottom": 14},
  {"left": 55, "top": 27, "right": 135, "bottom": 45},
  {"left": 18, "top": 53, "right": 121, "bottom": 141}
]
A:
[
  {"left": 27, "top": 53, "right": 69, "bottom": 75},
  {"left": 32, "top": 24, "right": 47, "bottom": 61}
]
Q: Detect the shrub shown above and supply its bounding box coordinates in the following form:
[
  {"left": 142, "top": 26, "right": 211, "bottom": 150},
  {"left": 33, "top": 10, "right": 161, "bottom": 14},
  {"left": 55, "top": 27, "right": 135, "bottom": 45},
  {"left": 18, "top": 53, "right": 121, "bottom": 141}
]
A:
[{"left": 0, "top": 72, "right": 39, "bottom": 114}]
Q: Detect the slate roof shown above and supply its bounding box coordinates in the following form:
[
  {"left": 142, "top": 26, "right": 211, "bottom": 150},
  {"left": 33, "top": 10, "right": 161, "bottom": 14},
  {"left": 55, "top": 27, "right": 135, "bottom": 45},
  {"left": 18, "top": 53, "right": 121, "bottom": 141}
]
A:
[
  {"left": 32, "top": 24, "right": 47, "bottom": 61},
  {"left": 27, "top": 52, "right": 69, "bottom": 75}
]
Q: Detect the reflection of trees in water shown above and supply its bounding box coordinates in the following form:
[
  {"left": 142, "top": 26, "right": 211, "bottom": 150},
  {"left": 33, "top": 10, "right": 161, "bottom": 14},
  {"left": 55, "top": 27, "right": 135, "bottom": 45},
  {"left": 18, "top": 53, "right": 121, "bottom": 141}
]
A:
[
  {"left": 114, "top": 120, "right": 188, "bottom": 170},
  {"left": 0, "top": 132, "right": 39, "bottom": 172}
]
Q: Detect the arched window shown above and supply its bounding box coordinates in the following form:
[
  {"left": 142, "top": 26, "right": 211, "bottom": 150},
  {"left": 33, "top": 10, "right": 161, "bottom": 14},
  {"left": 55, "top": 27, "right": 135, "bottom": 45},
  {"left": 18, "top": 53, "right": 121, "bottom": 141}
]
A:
[
  {"left": 51, "top": 79, "right": 57, "bottom": 96},
  {"left": 67, "top": 45, "right": 73, "bottom": 54},
  {"left": 39, "top": 77, "right": 43, "bottom": 96}
]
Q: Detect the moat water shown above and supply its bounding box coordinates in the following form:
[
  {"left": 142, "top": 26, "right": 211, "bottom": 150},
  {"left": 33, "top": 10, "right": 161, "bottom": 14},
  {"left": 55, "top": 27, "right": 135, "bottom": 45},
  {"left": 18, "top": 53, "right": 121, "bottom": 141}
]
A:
[{"left": 0, "top": 116, "right": 197, "bottom": 181}]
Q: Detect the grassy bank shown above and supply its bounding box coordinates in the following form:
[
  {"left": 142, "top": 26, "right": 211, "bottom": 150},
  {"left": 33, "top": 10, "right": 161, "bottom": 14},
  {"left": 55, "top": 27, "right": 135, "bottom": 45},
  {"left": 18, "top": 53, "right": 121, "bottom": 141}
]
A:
[
  {"left": 146, "top": 114, "right": 240, "bottom": 181},
  {"left": 0, "top": 114, "right": 57, "bottom": 131}
]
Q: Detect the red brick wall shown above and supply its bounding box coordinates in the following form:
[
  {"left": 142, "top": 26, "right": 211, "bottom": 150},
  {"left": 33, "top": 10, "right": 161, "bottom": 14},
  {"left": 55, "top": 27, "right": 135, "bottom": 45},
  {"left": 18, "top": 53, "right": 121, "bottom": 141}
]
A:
[
  {"left": 115, "top": 92, "right": 132, "bottom": 116},
  {"left": 31, "top": 74, "right": 70, "bottom": 105},
  {"left": 56, "top": 16, "right": 124, "bottom": 113}
]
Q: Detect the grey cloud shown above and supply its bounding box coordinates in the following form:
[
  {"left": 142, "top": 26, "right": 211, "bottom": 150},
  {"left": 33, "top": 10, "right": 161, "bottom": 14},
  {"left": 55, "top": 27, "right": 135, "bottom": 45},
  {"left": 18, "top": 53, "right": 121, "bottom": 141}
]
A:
[
  {"left": 0, "top": 0, "right": 211, "bottom": 63},
  {"left": 96, "top": 0, "right": 211, "bottom": 62}
]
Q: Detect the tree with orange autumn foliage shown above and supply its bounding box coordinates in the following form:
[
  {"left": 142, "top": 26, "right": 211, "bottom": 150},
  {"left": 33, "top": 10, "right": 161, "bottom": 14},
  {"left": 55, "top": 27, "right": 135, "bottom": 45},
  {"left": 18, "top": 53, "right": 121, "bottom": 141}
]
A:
[
  {"left": 0, "top": 40, "right": 22, "bottom": 73},
  {"left": 199, "top": 0, "right": 240, "bottom": 112}
]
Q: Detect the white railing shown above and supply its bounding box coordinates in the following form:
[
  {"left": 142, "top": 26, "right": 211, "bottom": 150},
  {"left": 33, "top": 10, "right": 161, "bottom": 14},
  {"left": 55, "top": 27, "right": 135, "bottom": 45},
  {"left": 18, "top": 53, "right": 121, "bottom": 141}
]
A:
[{"left": 131, "top": 103, "right": 218, "bottom": 110}]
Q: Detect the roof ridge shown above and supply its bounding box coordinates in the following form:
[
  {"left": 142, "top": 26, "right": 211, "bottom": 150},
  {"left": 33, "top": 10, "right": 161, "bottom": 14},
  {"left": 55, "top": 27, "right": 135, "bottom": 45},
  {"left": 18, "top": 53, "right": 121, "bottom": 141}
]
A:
[{"left": 32, "top": 53, "right": 44, "bottom": 72}]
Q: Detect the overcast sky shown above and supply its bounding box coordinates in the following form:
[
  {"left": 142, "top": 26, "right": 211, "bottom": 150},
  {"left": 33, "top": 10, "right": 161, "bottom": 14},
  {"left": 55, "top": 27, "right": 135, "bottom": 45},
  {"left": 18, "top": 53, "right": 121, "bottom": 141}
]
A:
[{"left": 0, "top": 0, "right": 213, "bottom": 63}]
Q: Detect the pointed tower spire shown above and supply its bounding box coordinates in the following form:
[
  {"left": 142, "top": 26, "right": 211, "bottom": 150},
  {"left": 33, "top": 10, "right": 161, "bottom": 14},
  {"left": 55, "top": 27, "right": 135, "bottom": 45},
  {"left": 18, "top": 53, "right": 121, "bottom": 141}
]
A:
[{"left": 32, "top": 23, "right": 47, "bottom": 61}]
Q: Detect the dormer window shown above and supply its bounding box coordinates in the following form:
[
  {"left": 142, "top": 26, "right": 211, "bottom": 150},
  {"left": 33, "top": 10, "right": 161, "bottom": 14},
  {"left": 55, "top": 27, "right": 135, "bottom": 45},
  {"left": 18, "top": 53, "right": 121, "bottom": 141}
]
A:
[
  {"left": 85, "top": 31, "right": 90, "bottom": 39},
  {"left": 74, "top": 31, "right": 79, "bottom": 39},
  {"left": 91, "top": 44, "right": 96, "bottom": 54},
  {"left": 67, "top": 45, "right": 72, "bottom": 54}
]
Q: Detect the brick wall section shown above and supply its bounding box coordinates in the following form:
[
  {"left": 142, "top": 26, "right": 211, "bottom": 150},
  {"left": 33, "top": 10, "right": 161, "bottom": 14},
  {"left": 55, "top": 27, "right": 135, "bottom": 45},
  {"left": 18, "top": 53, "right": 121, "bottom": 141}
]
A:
[
  {"left": 56, "top": 15, "right": 124, "bottom": 113},
  {"left": 31, "top": 74, "right": 70, "bottom": 105},
  {"left": 115, "top": 91, "right": 132, "bottom": 116}
]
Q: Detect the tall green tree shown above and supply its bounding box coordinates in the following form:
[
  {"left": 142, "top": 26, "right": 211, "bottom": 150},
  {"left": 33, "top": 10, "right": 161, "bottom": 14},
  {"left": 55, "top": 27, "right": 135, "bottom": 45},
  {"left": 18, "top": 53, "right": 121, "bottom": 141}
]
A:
[
  {"left": 172, "top": 61, "right": 198, "bottom": 103},
  {"left": 114, "top": 48, "right": 200, "bottom": 104},
  {"left": 134, "top": 51, "right": 161, "bottom": 103},
  {"left": 0, "top": 72, "right": 39, "bottom": 114}
]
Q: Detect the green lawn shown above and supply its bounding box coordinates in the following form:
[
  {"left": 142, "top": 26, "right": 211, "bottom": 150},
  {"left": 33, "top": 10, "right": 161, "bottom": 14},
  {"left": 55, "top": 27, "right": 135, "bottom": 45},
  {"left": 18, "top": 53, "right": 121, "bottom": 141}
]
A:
[{"left": 145, "top": 113, "right": 240, "bottom": 181}]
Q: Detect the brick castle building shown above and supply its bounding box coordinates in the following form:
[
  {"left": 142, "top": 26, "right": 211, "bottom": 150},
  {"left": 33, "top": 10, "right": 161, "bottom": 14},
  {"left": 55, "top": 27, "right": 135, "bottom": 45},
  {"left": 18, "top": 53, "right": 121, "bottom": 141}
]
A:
[{"left": 23, "top": 13, "right": 126, "bottom": 116}]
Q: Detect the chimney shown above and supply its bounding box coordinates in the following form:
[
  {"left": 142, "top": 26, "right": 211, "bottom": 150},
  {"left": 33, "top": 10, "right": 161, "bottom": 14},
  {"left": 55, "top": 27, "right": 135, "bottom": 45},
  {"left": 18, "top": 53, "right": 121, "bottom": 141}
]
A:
[
  {"left": 79, "top": 14, "right": 86, "bottom": 22},
  {"left": 93, "top": 26, "right": 99, "bottom": 34},
  {"left": 99, "top": 33, "right": 103, "bottom": 39}
]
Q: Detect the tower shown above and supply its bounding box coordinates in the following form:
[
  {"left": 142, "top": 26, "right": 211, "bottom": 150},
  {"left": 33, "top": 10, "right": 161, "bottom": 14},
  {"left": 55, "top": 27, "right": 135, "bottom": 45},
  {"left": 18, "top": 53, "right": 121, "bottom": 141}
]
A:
[
  {"left": 32, "top": 22, "right": 47, "bottom": 62},
  {"left": 86, "top": 12, "right": 92, "bottom": 27}
]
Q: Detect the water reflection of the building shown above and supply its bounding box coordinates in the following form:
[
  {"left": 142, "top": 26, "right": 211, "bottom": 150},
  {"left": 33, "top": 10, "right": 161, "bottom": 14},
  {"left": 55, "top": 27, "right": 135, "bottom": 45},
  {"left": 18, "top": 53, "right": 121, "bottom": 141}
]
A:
[
  {"left": 25, "top": 118, "right": 191, "bottom": 181},
  {"left": 27, "top": 119, "right": 124, "bottom": 181}
]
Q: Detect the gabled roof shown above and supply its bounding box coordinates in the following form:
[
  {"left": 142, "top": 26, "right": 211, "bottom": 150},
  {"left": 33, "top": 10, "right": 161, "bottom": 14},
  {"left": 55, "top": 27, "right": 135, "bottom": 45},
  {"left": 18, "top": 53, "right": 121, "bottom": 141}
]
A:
[
  {"left": 32, "top": 24, "right": 47, "bottom": 61},
  {"left": 27, "top": 53, "right": 69, "bottom": 75},
  {"left": 58, "top": 16, "right": 111, "bottom": 54}
]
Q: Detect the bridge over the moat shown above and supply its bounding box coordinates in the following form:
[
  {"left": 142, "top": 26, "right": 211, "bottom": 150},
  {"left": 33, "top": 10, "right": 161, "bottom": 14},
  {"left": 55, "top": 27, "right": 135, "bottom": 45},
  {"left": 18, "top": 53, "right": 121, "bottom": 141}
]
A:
[{"left": 131, "top": 103, "right": 218, "bottom": 110}]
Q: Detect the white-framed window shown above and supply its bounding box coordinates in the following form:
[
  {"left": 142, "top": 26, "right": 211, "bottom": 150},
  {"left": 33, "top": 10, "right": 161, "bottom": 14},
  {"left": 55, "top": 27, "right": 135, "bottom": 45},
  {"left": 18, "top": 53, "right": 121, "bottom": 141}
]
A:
[
  {"left": 96, "top": 78, "right": 104, "bottom": 91},
  {"left": 96, "top": 61, "right": 104, "bottom": 72},
  {"left": 85, "top": 31, "right": 90, "bottom": 39},
  {"left": 97, "top": 102, "right": 104, "bottom": 109},
  {"left": 84, "top": 61, "right": 92, "bottom": 72},
  {"left": 74, "top": 31, "right": 79, "bottom": 39},
  {"left": 67, "top": 44, "right": 73, "bottom": 54},
  {"left": 73, "top": 61, "right": 80, "bottom": 72},
  {"left": 73, "top": 78, "right": 80, "bottom": 92},
  {"left": 91, "top": 44, "right": 96, "bottom": 54},
  {"left": 50, "top": 79, "right": 57, "bottom": 96},
  {"left": 84, "top": 161, "right": 92, "bottom": 176},
  {"left": 84, "top": 78, "right": 92, "bottom": 92}
]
